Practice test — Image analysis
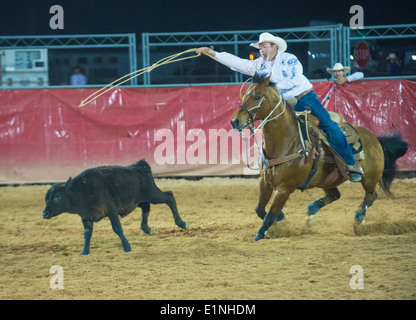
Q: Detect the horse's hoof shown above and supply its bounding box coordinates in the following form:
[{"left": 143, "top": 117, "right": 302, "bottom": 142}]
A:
[
  {"left": 354, "top": 210, "right": 366, "bottom": 223},
  {"left": 183, "top": 222, "right": 189, "bottom": 230},
  {"left": 253, "top": 233, "right": 265, "bottom": 242},
  {"left": 354, "top": 220, "right": 366, "bottom": 235},
  {"left": 354, "top": 219, "right": 365, "bottom": 227},
  {"left": 306, "top": 215, "right": 316, "bottom": 227}
]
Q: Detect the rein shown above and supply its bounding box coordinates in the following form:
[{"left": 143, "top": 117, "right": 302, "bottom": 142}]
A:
[
  {"left": 238, "top": 86, "right": 316, "bottom": 177},
  {"left": 238, "top": 87, "right": 286, "bottom": 170},
  {"left": 240, "top": 91, "right": 285, "bottom": 134}
]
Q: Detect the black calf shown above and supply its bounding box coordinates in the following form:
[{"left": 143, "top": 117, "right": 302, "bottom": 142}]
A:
[{"left": 42, "top": 160, "right": 188, "bottom": 255}]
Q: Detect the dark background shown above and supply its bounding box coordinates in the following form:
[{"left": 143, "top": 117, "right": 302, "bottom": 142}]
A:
[
  {"left": 1, "top": 0, "right": 415, "bottom": 84},
  {"left": 0, "top": 0, "right": 415, "bottom": 36}
]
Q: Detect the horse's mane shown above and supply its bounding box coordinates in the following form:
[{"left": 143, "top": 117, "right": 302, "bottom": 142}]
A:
[
  {"left": 251, "top": 72, "right": 294, "bottom": 117},
  {"left": 252, "top": 73, "right": 277, "bottom": 87}
]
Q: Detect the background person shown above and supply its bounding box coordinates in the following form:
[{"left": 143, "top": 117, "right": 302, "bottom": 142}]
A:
[
  {"left": 386, "top": 53, "right": 402, "bottom": 76},
  {"left": 70, "top": 65, "right": 87, "bottom": 85},
  {"left": 326, "top": 63, "right": 364, "bottom": 85}
]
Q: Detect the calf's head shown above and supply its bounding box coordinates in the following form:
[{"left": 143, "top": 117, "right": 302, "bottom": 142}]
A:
[{"left": 42, "top": 178, "right": 72, "bottom": 219}]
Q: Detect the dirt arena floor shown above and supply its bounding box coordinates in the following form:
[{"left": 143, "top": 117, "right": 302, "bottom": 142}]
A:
[{"left": 1, "top": 177, "right": 416, "bottom": 300}]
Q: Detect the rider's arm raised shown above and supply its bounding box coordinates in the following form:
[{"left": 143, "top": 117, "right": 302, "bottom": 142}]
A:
[{"left": 213, "top": 52, "right": 260, "bottom": 76}]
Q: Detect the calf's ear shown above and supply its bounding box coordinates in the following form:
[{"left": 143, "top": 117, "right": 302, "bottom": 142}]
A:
[{"left": 64, "top": 177, "right": 72, "bottom": 188}]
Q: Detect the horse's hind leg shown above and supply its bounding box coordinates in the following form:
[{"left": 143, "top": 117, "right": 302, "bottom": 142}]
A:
[
  {"left": 354, "top": 181, "right": 378, "bottom": 224},
  {"left": 306, "top": 187, "right": 341, "bottom": 226},
  {"left": 255, "top": 172, "right": 273, "bottom": 220}
]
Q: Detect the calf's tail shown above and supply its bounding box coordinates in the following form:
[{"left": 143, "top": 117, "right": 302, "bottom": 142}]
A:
[{"left": 377, "top": 133, "right": 409, "bottom": 195}]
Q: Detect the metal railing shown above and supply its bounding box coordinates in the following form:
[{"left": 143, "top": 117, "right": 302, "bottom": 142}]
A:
[
  {"left": 143, "top": 23, "right": 416, "bottom": 86},
  {"left": 0, "top": 34, "right": 137, "bottom": 88},
  {"left": 1, "top": 24, "right": 415, "bottom": 89},
  {"left": 142, "top": 25, "right": 343, "bottom": 86}
]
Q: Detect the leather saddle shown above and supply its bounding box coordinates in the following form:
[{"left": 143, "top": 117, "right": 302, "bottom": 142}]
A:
[
  {"left": 296, "top": 110, "right": 364, "bottom": 185},
  {"left": 305, "top": 111, "right": 363, "bottom": 159}
]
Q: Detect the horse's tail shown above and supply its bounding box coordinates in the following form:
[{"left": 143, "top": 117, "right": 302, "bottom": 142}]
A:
[{"left": 377, "top": 133, "right": 409, "bottom": 196}]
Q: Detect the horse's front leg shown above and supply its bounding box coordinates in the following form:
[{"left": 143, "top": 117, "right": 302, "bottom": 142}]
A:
[
  {"left": 254, "top": 188, "right": 291, "bottom": 241},
  {"left": 255, "top": 170, "right": 273, "bottom": 220},
  {"left": 306, "top": 187, "right": 341, "bottom": 226}
]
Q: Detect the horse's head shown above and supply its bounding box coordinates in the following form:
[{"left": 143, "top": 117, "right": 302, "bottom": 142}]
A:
[{"left": 231, "top": 73, "right": 282, "bottom": 132}]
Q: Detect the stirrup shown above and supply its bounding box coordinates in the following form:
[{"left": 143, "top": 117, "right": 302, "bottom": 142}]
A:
[
  {"left": 349, "top": 172, "right": 362, "bottom": 182},
  {"left": 347, "top": 164, "right": 364, "bottom": 174}
]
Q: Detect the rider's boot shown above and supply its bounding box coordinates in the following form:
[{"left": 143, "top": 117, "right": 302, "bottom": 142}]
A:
[{"left": 347, "top": 164, "right": 364, "bottom": 182}]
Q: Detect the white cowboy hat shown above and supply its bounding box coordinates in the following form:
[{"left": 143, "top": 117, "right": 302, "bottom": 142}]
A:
[
  {"left": 386, "top": 53, "right": 398, "bottom": 60},
  {"left": 250, "top": 32, "right": 287, "bottom": 53},
  {"left": 326, "top": 63, "right": 351, "bottom": 74}
]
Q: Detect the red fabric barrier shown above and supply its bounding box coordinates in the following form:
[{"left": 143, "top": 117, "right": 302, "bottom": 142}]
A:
[
  {"left": 334, "top": 79, "right": 416, "bottom": 171},
  {"left": 0, "top": 80, "right": 415, "bottom": 184}
]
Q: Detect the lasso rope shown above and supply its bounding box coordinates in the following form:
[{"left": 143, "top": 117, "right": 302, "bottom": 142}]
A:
[
  {"left": 78, "top": 47, "right": 269, "bottom": 171},
  {"left": 79, "top": 47, "right": 258, "bottom": 108},
  {"left": 79, "top": 48, "right": 208, "bottom": 108}
]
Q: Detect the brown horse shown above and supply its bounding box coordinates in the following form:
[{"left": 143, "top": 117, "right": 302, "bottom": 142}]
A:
[{"left": 231, "top": 74, "right": 409, "bottom": 241}]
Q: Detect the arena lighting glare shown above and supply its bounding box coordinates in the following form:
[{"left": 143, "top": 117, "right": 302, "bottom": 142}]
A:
[{"left": 249, "top": 52, "right": 256, "bottom": 60}]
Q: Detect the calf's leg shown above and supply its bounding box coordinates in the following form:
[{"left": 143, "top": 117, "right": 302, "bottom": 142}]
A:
[
  {"left": 81, "top": 219, "right": 94, "bottom": 255},
  {"left": 150, "top": 189, "right": 188, "bottom": 230},
  {"left": 139, "top": 202, "right": 153, "bottom": 235},
  {"left": 108, "top": 211, "right": 131, "bottom": 252}
]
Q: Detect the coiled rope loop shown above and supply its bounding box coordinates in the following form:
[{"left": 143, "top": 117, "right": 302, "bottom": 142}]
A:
[{"left": 79, "top": 48, "right": 204, "bottom": 108}]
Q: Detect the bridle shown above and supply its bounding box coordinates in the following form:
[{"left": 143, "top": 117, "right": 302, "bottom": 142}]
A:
[
  {"left": 237, "top": 96, "right": 265, "bottom": 135},
  {"left": 238, "top": 87, "right": 285, "bottom": 136},
  {"left": 237, "top": 86, "right": 286, "bottom": 170}
]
